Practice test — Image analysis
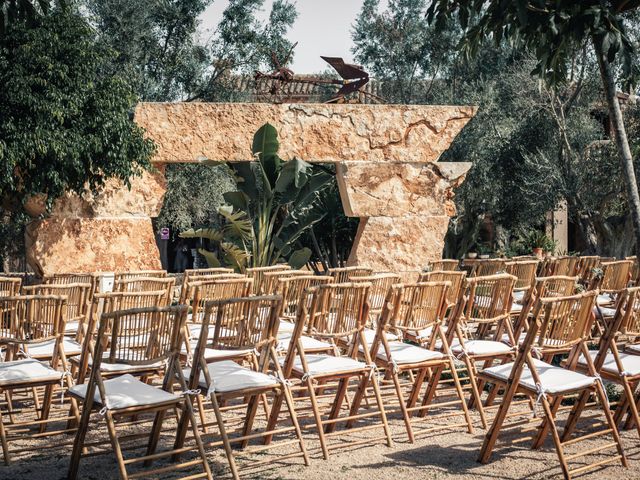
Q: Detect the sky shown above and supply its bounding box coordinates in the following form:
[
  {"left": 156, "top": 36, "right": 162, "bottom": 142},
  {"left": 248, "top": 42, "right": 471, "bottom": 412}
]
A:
[{"left": 199, "top": 1, "right": 386, "bottom": 73}]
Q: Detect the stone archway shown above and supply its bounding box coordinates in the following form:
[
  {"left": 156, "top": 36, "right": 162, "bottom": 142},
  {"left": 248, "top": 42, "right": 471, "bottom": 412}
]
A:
[{"left": 26, "top": 102, "right": 475, "bottom": 275}]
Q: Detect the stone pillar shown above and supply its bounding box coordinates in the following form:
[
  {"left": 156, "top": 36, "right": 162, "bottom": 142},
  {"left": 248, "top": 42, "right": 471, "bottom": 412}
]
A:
[
  {"left": 546, "top": 200, "right": 569, "bottom": 254},
  {"left": 26, "top": 102, "right": 475, "bottom": 274}
]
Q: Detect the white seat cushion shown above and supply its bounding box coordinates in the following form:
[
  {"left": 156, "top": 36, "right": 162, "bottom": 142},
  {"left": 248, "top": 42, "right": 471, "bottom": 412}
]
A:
[
  {"left": 510, "top": 303, "right": 523, "bottom": 314},
  {"left": 0, "top": 359, "right": 62, "bottom": 386},
  {"left": 183, "top": 360, "right": 278, "bottom": 394},
  {"left": 283, "top": 354, "right": 367, "bottom": 377},
  {"left": 513, "top": 290, "right": 526, "bottom": 304},
  {"left": 64, "top": 320, "right": 80, "bottom": 335},
  {"left": 593, "top": 306, "right": 616, "bottom": 318},
  {"left": 362, "top": 328, "right": 398, "bottom": 345},
  {"left": 70, "top": 374, "right": 179, "bottom": 410},
  {"left": 578, "top": 350, "right": 640, "bottom": 377},
  {"left": 625, "top": 344, "right": 640, "bottom": 355},
  {"left": 597, "top": 294, "right": 615, "bottom": 306},
  {"left": 277, "top": 333, "right": 332, "bottom": 352},
  {"left": 452, "top": 340, "right": 513, "bottom": 357},
  {"left": 376, "top": 341, "right": 443, "bottom": 365},
  {"left": 26, "top": 338, "right": 83, "bottom": 358},
  {"left": 500, "top": 332, "right": 527, "bottom": 346},
  {"left": 483, "top": 358, "right": 596, "bottom": 394},
  {"left": 278, "top": 320, "right": 296, "bottom": 334}
]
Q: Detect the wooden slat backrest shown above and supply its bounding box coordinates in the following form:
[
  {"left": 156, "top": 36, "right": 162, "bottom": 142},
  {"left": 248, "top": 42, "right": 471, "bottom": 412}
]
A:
[
  {"left": 419, "top": 270, "right": 467, "bottom": 309},
  {"left": 306, "top": 282, "right": 371, "bottom": 338},
  {"left": 278, "top": 275, "right": 334, "bottom": 321},
  {"left": 385, "top": 282, "right": 449, "bottom": 340},
  {"left": 190, "top": 278, "right": 253, "bottom": 324},
  {"left": 261, "top": 269, "right": 309, "bottom": 295},
  {"left": 348, "top": 273, "right": 400, "bottom": 314},
  {"left": 506, "top": 260, "right": 539, "bottom": 291},
  {"left": 598, "top": 260, "right": 633, "bottom": 292},
  {"left": 113, "top": 276, "right": 175, "bottom": 305},
  {"left": 0, "top": 276, "right": 21, "bottom": 297},
  {"left": 23, "top": 283, "right": 91, "bottom": 333},
  {"left": 428, "top": 259, "right": 460, "bottom": 271},
  {"left": 113, "top": 270, "right": 167, "bottom": 282},
  {"left": 472, "top": 259, "right": 507, "bottom": 277},
  {"left": 328, "top": 266, "right": 373, "bottom": 284},
  {"left": 246, "top": 265, "right": 291, "bottom": 294}
]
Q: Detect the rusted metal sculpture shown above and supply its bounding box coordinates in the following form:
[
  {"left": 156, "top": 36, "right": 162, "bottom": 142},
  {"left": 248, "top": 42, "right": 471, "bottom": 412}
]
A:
[{"left": 254, "top": 48, "right": 383, "bottom": 104}]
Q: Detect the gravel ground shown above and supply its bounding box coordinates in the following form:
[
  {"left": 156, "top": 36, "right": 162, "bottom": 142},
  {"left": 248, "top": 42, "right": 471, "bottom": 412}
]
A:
[{"left": 3, "top": 382, "right": 640, "bottom": 480}]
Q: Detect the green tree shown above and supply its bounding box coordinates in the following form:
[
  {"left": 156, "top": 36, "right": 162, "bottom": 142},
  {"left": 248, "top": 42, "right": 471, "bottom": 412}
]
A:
[
  {"left": 0, "top": 9, "right": 154, "bottom": 214},
  {"left": 427, "top": 0, "right": 640, "bottom": 254},
  {"left": 0, "top": 0, "right": 55, "bottom": 35},
  {"left": 180, "top": 124, "right": 333, "bottom": 270}
]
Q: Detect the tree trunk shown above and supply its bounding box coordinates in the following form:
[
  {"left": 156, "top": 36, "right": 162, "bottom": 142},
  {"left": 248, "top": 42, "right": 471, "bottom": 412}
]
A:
[{"left": 593, "top": 37, "right": 640, "bottom": 256}]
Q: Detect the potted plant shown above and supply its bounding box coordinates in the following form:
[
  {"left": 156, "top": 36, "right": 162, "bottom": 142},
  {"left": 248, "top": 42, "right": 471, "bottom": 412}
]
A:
[
  {"left": 477, "top": 243, "right": 492, "bottom": 259},
  {"left": 525, "top": 231, "right": 555, "bottom": 258},
  {"left": 466, "top": 251, "right": 478, "bottom": 259}
]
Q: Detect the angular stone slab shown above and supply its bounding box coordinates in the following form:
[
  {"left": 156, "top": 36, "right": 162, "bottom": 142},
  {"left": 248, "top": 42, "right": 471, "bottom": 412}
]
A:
[
  {"left": 337, "top": 161, "right": 471, "bottom": 217},
  {"left": 50, "top": 168, "right": 167, "bottom": 219},
  {"left": 348, "top": 215, "right": 450, "bottom": 273},
  {"left": 25, "top": 218, "right": 161, "bottom": 276},
  {"left": 134, "top": 102, "right": 475, "bottom": 164}
]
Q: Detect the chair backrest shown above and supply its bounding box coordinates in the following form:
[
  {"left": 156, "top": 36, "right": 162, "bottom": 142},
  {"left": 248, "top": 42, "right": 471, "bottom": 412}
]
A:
[
  {"left": 95, "top": 305, "right": 187, "bottom": 368},
  {"left": 0, "top": 295, "right": 67, "bottom": 357},
  {"left": 530, "top": 291, "right": 597, "bottom": 355},
  {"left": 198, "top": 295, "right": 281, "bottom": 353},
  {"left": 462, "top": 273, "right": 517, "bottom": 324},
  {"left": 0, "top": 276, "right": 22, "bottom": 297},
  {"left": 43, "top": 273, "right": 98, "bottom": 301},
  {"left": 626, "top": 256, "right": 640, "bottom": 285},
  {"left": 183, "top": 267, "right": 234, "bottom": 284},
  {"left": 113, "top": 276, "right": 175, "bottom": 305},
  {"left": 472, "top": 259, "right": 506, "bottom": 277},
  {"left": 533, "top": 275, "right": 578, "bottom": 298},
  {"left": 246, "top": 265, "right": 291, "bottom": 294},
  {"left": 22, "top": 283, "right": 91, "bottom": 334},
  {"left": 113, "top": 270, "right": 167, "bottom": 282},
  {"left": 180, "top": 273, "right": 245, "bottom": 303},
  {"left": 598, "top": 260, "right": 633, "bottom": 292},
  {"left": 261, "top": 269, "right": 309, "bottom": 295},
  {"left": 278, "top": 275, "right": 334, "bottom": 322},
  {"left": 551, "top": 256, "right": 578, "bottom": 276},
  {"left": 328, "top": 266, "right": 373, "bottom": 284},
  {"left": 348, "top": 273, "right": 400, "bottom": 314},
  {"left": 306, "top": 282, "right": 371, "bottom": 339},
  {"left": 428, "top": 259, "right": 459, "bottom": 271},
  {"left": 506, "top": 260, "right": 539, "bottom": 291},
  {"left": 383, "top": 282, "right": 449, "bottom": 341},
  {"left": 190, "top": 278, "right": 254, "bottom": 323},
  {"left": 615, "top": 286, "right": 640, "bottom": 337},
  {"left": 419, "top": 270, "right": 467, "bottom": 309},
  {"left": 575, "top": 256, "right": 601, "bottom": 284}
]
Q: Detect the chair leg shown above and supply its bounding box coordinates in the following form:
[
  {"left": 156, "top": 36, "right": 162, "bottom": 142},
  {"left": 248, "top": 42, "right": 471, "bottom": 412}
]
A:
[
  {"left": 560, "top": 390, "right": 590, "bottom": 443},
  {"left": 0, "top": 407, "right": 10, "bottom": 466},
  {"left": 143, "top": 409, "right": 167, "bottom": 466},
  {"left": 280, "top": 384, "right": 310, "bottom": 466},
  {"left": 4, "top": 391, "right": 15, "bottom": 424},
  {"left": 262, "top": 391, "right": 284, "bottom": 446},
  {"left": 391, "top": 368, "right": 415, "bottom": 443},
  {"left": 38, "top": 384, "right": 54, "bottom": 434},
  {"left": 621, "top": 379, "right": 640, "bottom": 438},
  {"left": 240, "top": 394, "right": 261, "bottom": 448},
  {"left": 368, "top": 372, "right": 393, "bottom": 447},
  {"left": 406, "top": 367, "right": 429, "bottom": 414},
  {"left": 532, "top": 394, "right": 563, "bottom": 449},
  {"left": 183, "top": 397, "right": 213, "bottom": 480},
  {"left": 539, "top": 396, "right": 571, "bottom": 480},
  {"left": 592, "top": 381, "right": 628, "bottom": 468},
  {"left": 345, "top": 374, "right": 368, "bottom": 429},
  {"left": 209, "top": 392, "right": 240, "bottom": 480},
  {"left": 478, "top": 375, "right": 519, "bottom": 464},
  {"left": 307, "top": 377, "right": 330, "bottom": 459},
  {"left": 325, "top": 377, "right": 350, "bottom": 434},
  {"left": 464, "top": 357, "right": 488, "bottom": 429},
  {"left": 104, "top": 410, "right": 129, "bottom": 480},
  {"left": 449, "top": 360, "right": 475, "bottom": 434}
]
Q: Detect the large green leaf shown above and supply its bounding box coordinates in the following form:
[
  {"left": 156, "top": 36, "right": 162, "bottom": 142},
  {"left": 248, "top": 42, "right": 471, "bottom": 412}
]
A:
[
  {"left": 179, "top": 228, "right": 223, "bottom": 242},
  {"left": 218, "top": 205, "right": 253, "bottom": 241},
  {"left": 288, "top": 247, "right": 312, "bottom": 269},
  {"left": 252, "top": 123, "right": 281, "bottom": 188},
  {"left": 223, "top": 191, "right": 250, "bottom": 211},
  {"left": 220, "top": 242, "right": 250, "bottom": 271},
  {"left": 275, "top": 158, "right": 312, "bottom": 194},
  {"left": 197, "top": 248, "right": 221, "bottom": 268}
]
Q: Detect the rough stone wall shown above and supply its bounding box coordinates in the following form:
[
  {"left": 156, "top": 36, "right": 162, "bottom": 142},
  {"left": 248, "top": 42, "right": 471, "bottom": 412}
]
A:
[{"left": 26, "top": 102, "right": 474, "bottom": 275}]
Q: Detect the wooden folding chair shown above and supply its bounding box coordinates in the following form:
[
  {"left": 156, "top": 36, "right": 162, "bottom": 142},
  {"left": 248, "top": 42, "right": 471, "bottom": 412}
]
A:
[
  {"left": 327, "top": 266, "right": 373, "bottom": 284},
  {"left": 348, "top": 273, "right": 400, "bottom": 345},
  {"left": 179, "top": 268, "right": 239, "bottom": 303},
  {"left": 575, "top": 286, "right": 640, "bottom": 435},
  {"left": 370, "top": 282, "right": 474, "bottom": 442},
  {"left": 113, "top": 276, "right": 175, "bottom": 306},
  {"left": 21, "top": 283, "right": 92, "bottom": 360},
  {"left": 176, "top": 295, "right": 309, "bottom": 479},
  {"left": 0, "top": 277, "right": 21, "bottom": 297},
  {"left": 246, "top": 265, "right": 291, "bottom": 295},
  {"left": 506, "top": 260, "right": 538, "bottom": 301},
  {"left": 182, "top": 278, "right": 254, "bottom": 364},
  {"left": 73, "top": 290, "right": 168, "bottom": 385},
  {"left": 68, "top": 305, "right": 211, "bottom": 480},
  {"left": 593, "top": 260, "right": 633, "bottom": 310},
  {"left": 427, "top": 259, "right": 460, "bottom": 272},
  {"left": 471, "top": 259, "right": 506, "bottom": 277},
  {"left": 271, "top": 282, "right": 393, "bottom": 459},
  {"left": 447, "top": 273, "right": 518, "bottom": 428},
  {"left": 575, "top": 256, "right": 601, "bottom": 286},
  {"left": 626, "top": 255, "right": 640, "bottom": 285},
  {"left": 114, "top": 270, "right": 167, "bottom": 283},
  {"left": 43, "top": 272, "right": 99, "bottom": 302},
  {"left": 0, "top": 295, "right": 80, "bottom": 464},
  {"left": 478, "top": 290, "right": 627, "bottom": 479},
  {"left": 261, "top": 269, "right": 309, "bottom": 295}
]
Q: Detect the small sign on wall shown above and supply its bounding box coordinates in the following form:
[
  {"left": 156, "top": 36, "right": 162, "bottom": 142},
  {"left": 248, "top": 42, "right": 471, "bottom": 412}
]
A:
[{"left": 160, "top": 227, "right": 170, "bottom": 240}]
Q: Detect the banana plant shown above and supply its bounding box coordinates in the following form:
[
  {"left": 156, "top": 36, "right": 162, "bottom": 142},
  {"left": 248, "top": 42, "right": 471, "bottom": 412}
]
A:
[{"left": 180, "top": 123, "right": 333, "bottom": 271}]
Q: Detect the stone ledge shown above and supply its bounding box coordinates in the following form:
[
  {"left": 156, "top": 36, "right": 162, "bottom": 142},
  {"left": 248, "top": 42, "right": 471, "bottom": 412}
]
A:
[{"left": 135, "top": 102, "right": 476, "bottom": 164}]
